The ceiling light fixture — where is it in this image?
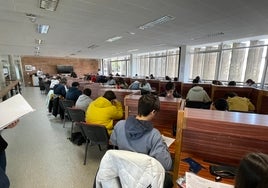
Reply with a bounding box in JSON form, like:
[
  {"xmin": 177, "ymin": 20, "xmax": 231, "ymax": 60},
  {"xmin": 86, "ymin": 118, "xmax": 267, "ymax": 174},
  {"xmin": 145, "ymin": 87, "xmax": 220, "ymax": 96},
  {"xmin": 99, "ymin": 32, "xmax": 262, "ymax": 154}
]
[
  {"xmin": 106, "ymin": 36, "xmax": 122, "ymax": 42},
  {"xmin": 88, "ymin": 44, "xmax": 99, "ymax": 49},
  {"xmin": 40, "ymin": 0, "xmax": 59, "ymax": 11},
  {"xmin": 139, "ymin": 15, "xmax": 175, "ymax": 30},
  {"xmin": 128, "ymin": 49, "xmax": 139, "ymax": 52},
  {"xmin": 37, "ymin": 24, "xmax": 50, "ymax": 34},
  {"xmin": 26, "ymin": 13, "xmax": 37, "ymax": 23},
  {"xmin": 35, "ymin": 39, "xmax": 44, "ymax": 45}
]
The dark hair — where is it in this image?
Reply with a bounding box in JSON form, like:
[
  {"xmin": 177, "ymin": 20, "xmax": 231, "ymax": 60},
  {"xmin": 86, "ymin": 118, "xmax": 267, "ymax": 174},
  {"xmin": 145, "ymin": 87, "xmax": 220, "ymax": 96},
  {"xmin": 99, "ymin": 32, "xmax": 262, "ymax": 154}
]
[
  {"xmin": 165, "ymin": 82, "xmax": 175, "ymax": 91},
  {"xmin": 60, "ymin": 77, "xmax": 67, "ymax": 84},
  {"xmin": 192, "ymin": 79, "xmax": 199, "ymax": 84},
  {"xmin": 83, "ymin": 88, "xmax": 91, "ymax": 96},
  {"xmin": 165, "ymin": 76, "xmax": 171, "ymax": 81},
  {"xmin": 246, "ymin": 79, "xmax": 254, "ymax": 84},
  {"xmin": 138, "ymin": 94, "xmax": 160, "ymax": 116},
  {"xmin": 213, "ymin": 98, "xmax": 228, "ymax": 111},
  {"xmin": 103, "ymin": 90, "xmax": 116, "ymax": 101},
  {"xmin": 224, "ymin": 92, "xmax": 238, "ymax": 98},
  {"xmin": 72, "ymin": 82, "xmax": 79, "ymax": 87},
  {"xmin": 228, "ymin": 81, "xmax": 237, "ymax": 86},
  {"xmin": 235, "ymin": 153, "xmax": 268, "ymax": 188}
]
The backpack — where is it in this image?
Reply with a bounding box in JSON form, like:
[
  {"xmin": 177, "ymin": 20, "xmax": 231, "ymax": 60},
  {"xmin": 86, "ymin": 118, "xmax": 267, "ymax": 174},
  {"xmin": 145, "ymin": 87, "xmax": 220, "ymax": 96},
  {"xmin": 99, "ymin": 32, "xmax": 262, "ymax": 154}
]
[{"xmin": 69, "ymin": 132, "xmax": 86, "ymax": 145}]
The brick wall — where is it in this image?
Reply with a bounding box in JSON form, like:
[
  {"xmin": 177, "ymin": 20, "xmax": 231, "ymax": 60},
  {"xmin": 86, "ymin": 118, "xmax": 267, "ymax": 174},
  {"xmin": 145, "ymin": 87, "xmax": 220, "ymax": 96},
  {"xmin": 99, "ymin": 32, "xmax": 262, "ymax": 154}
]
[{"xmin": 21, "ymin": 56, "xmax": 100, "ymax": 86}]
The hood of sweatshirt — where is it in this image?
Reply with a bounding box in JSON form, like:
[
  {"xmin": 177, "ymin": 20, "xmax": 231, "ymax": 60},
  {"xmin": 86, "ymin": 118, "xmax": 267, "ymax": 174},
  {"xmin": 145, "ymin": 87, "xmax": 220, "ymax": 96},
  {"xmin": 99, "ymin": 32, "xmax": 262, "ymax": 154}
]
[
  {"xmin": 92, "ymin": 96, "xmax": 112, "ymax": 108},
  {"xmin": 125, "ymin": 116, "xmax": 153, "ymax": 140},
  {"xmin": 191, "ymin": 86, "xmax": 204, "ymax": 92}
]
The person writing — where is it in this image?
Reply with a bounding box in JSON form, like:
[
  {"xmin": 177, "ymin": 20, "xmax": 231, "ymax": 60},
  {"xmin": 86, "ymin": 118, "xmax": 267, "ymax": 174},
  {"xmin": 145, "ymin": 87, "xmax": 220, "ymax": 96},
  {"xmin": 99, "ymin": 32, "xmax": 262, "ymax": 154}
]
[
  {"xmin": 110, "ymin": 94, "xmax": 173, "ymax": 188},
  {"xmin": 85, "ymin": 90, "xmax": 123, "ymax": 135}
]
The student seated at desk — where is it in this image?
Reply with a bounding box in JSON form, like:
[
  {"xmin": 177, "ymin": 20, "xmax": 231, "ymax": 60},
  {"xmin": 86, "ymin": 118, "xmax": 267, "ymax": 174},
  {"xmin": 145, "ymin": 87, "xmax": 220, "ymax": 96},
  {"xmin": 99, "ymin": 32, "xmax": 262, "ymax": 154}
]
[
  {"xmin": 75, "ymin": 88, "xmax": 93, "ymax": 111},
  {"xmin": 85, "ymin": 90, "xmax": 123, "ymax": 135},
  {"xmin": 186, "ymin": 79, "xmax": 211, "ymax": 103},
  {"xmin": 224, "ymin": 92, "xmax": 255, "ymax": 112},
  {"xmin": 210, "ymin": 98, "xmax": 228, "ymax": 111},
  {"xmin": 159, "ymin": 81, "xmax": 181, "ymax": 99},
  {"xmin": 235, "ymin": 152, "xmax": 268, "ymax": 188},
  {"xmin": 139, "ymin": 80, "xmax": 152, "ymax": 94},
  {"xmin": 110, "ymin": 94, "xmax": 173, "ymax": 188},
  {"xmin": 66, "ymin": 82, "xmax": 82, "ymax": 103}
]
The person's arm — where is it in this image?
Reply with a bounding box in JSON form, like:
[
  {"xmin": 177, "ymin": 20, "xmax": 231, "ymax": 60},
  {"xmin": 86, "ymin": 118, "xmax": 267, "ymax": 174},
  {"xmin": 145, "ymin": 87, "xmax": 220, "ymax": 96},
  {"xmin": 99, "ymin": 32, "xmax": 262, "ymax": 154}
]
[
  {"xmin": 248, "ymin": 99, "xmax": 255, "ymax": 111},
  {"xmin": 203, "ymin": 91, "xmax": 211, "ymax": 102},
  {"xmin": 111, "ymin": 100, "xmax": 123, "ymax": 119},
  {"xmin": 6, "ymin": 119, "xmax": 19, "ymax": 129},
  {"xmin": 149, "ymin": 130, "xmax": 172, "ymax": 171}
]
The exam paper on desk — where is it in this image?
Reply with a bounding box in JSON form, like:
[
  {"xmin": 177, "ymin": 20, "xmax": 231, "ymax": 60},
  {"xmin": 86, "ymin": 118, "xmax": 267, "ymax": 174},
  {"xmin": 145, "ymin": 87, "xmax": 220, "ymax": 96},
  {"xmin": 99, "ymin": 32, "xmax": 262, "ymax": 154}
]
[
  {"xmin": 186, "ymin": 172, "xmax": 234, "ymax": 188},
  {"xmin": 0, "ymin": 94, "xmax": 35, "ymax": 130},
  {"xmin": 162, "ymin": 135, "xmax": 175, "ymax": 147}
]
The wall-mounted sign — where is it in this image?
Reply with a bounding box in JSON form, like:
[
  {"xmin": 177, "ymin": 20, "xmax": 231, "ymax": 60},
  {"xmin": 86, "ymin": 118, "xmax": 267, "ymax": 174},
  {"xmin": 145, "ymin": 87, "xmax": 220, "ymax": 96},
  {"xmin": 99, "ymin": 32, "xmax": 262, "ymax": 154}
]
[{"xmin": 25, "ymin": 65, "xmax": 32, "ymax": 71}]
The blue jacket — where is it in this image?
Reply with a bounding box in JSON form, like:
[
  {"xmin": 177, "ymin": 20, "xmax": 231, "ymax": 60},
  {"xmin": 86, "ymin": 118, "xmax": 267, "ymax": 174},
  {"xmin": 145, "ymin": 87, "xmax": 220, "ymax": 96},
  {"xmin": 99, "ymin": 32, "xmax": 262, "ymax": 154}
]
[
  {"xmin": 110, "ymin": 116, "xmax": 172, "ymax": 170},
  {"xmin": 66, "ymin": 87, "xmax": 82, "ymax": 102}
]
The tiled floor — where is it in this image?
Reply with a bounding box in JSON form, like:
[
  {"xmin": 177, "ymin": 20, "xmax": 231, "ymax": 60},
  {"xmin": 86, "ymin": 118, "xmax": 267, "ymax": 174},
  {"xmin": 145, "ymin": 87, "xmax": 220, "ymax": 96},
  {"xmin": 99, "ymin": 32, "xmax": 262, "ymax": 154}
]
[{"xmin": 3, "ymin": 87, "xmax": 105, "ymax": 188}]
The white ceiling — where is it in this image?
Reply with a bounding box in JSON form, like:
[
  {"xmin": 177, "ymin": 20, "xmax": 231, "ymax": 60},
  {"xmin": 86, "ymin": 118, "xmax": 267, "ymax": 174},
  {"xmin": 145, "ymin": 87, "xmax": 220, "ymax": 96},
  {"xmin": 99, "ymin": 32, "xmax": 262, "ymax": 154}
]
[{"xmin": 1, "ymin": 0, "xmax": 268, "ymax": 59}]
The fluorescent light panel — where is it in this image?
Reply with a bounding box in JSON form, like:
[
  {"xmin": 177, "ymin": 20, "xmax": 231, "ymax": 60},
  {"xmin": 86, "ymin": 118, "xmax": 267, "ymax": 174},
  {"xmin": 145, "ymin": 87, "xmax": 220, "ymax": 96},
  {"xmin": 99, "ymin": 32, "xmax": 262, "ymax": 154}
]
[
  {"xmin": 139, "ymin": 15, "xmax": 175, "ymax": 30},
  {"xmin": 128, "ymin": 49, "xmax": 139, "ymax": 52},
  {"xmin": 35, "ymin": 39, "xmax": 44, "ymax": 44},
  {"xmin": 37, "ymin": 24, "xmax": 50, "ymax": 34},
  {"xmin": 106, "ymin": 36, "xmax": 122, "ymax": 42},
  {"xmin": 40, "ymin": 0, "xmax": 59, "ymax": 11}
]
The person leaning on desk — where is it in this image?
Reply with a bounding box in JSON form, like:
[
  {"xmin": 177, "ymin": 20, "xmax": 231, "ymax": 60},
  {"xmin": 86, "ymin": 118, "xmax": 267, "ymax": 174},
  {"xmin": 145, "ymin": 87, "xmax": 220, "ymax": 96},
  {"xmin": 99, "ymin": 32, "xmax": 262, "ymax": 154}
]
[{"xmin": 0, "ymin": 120, "xmax": 19, "ymax": 188}]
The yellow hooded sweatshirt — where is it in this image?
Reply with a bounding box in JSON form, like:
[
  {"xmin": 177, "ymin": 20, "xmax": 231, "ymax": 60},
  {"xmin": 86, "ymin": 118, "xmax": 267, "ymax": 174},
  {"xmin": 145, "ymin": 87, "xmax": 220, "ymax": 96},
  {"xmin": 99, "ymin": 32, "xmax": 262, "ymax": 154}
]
[{"xmin": 85, "ymin": 96, "xmax": 123, "ymax": 135}]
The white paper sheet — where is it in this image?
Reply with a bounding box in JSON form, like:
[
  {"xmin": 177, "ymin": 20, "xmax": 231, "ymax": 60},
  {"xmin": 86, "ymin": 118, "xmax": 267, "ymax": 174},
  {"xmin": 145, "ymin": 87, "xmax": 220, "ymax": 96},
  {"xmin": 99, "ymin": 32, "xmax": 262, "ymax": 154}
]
[
  {"xmin": 0, "ymin": 94, "xmax": 35, "ymax": 130},
  {"xmin": 162, "ymin": 135, "xmax": 175, "ymax": 147},
  {"xmin": 186, "ymin": 172, "xmax": 234, "ymax": 188}
]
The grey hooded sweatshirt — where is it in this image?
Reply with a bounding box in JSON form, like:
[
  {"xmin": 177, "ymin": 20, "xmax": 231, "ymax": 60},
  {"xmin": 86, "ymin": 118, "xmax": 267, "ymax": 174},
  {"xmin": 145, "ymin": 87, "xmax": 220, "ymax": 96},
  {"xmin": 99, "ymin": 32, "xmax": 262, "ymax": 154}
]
[{"xmin": 110, "ymin": 116, "xmax": 172, "ymax": 170}]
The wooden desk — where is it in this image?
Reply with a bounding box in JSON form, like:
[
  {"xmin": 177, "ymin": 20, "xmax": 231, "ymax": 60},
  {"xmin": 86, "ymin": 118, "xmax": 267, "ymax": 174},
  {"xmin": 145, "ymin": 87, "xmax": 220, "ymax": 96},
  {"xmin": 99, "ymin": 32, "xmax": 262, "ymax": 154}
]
[
  {"xmin": 177, "ymin": 152, "xmax": 234, "ymax": 186},
  {"xmin": 173, "ymin": 108, "xmax": 268, "ymax": 184}
]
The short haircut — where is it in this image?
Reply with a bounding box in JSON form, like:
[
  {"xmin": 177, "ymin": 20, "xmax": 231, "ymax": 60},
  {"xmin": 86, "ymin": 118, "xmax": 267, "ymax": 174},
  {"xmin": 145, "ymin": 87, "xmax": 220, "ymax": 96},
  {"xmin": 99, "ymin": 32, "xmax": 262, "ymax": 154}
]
[
  {"xmin": 235, "ymin": 153, "xmax": 268, "ymax": 188},
  {"xmin": 60, "ymin": 77, "xmax": 67, "ymax": 84},
  {"xmin": 103, "ymin": 90, "xmax": 116, "ymax": 101},
  {"xmin": 213, "ymin": 98, "xmax": 228, "ymax": 111},
  {"xmin": 83, "ymin": 88, "xmax": 91, "ymax": 96},
  {"xmin": 228, "ymin": 81, "xmax": 236, "ymax": 86},
  {"xmin": 224, "ymin": 92, "xmax": 237, "ymax": 98},
  {"xmin": 165, "ymin": 82, "xmax": 174, "ymax": 91},
  {"xmin": 138, "ymin": 94, "xmax": 160, "ymax": 116},
  {"xmin": 72, "ymin": 82, "xmax": 79, "ymax": 87},
  {"xmin": 192, "ymin": 79, "xmax": 199, "ymax": 84}
]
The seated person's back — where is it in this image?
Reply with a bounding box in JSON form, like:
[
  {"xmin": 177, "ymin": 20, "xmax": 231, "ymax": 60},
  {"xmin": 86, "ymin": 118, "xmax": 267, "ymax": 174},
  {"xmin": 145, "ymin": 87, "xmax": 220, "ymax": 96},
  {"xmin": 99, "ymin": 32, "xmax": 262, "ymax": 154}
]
[
  {"xmin": 186, "ymin": 79, "xmax": 211, "ymax": 102},
  {"xmin": 75, "ymin": 88, "xmax": 93, "ymax": 111},
  {"xmin": 85, "ymin": 90, "xmax": 123, "ymax": 135},
  {"xmin": 225, "ymin": 92, "xmax": 255, "ymax": 112},
  {"xmin": 110, "ymin": 94, "xmax": 173, "ymax": 188},
  {"xmin": 66, "ymin": 82, "xmax": 82, "ymax": 102}
]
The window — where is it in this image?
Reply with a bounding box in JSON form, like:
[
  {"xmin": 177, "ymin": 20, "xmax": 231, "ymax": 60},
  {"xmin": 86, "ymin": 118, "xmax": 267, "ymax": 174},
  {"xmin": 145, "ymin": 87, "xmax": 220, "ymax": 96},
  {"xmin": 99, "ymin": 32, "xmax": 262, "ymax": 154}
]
[{"xmin": 190, "ymin": 39, "xmax": 268, "ymax": 87}]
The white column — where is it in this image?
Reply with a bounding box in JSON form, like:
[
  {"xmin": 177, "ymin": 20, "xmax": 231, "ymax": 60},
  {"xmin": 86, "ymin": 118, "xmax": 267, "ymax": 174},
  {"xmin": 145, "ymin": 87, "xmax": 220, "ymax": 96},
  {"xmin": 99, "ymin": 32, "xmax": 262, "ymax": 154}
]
[{"xmin": 179, "ymin": 45, "xmax": 191, "ymax": 82}]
